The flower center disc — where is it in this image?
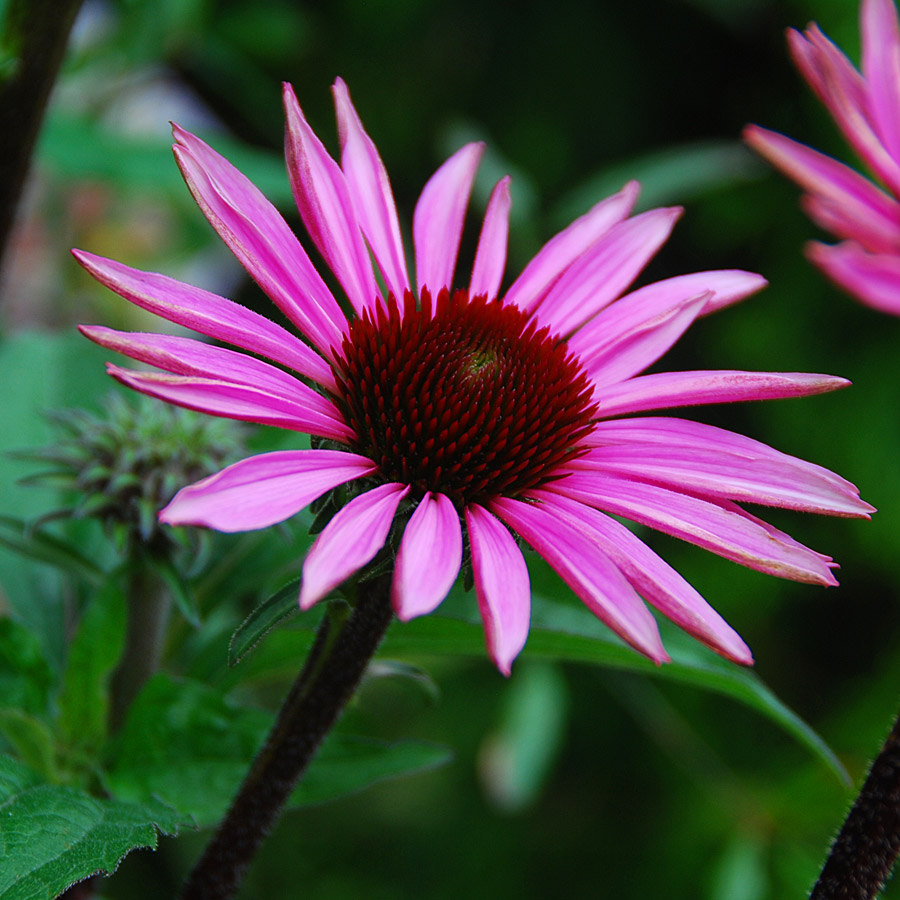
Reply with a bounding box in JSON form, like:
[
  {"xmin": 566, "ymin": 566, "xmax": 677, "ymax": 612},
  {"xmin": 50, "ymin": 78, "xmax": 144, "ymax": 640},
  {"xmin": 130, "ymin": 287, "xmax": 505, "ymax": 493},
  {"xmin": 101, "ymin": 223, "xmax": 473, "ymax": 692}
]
[{"xmin": 335, "ymin": 288, "xmax": 597, "ymax": 506}]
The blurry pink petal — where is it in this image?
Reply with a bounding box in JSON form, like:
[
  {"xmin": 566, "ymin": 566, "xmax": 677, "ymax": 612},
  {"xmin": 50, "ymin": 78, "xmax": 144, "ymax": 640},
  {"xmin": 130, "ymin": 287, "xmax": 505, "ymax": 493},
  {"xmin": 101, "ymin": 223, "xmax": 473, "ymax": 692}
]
[
  {"xmin": 744, "ymin": 126, "xmax": 900, "ymax": 253},
  {"xmin": 788, "ymin": 25, "xmax": 867, "ymax": 111},
  {"xmin": 545, "ymin": 472, "xmax": 838, "ymax": 585},
  {"xmin": 861, "ymin": 0, "xmax": 900, "ymax": 162},
  {"xmin": 283, "ymin": 83, "xmax": 379, "ymax": 316},
  {"xmin": 413, "ymin": 142, "xmax": 484, "ymax": 294},
  {"xmin": 392, "ymin": 492, "xmax": 462, "ymax": 620},
  {"xmin": 529, "ymin": 489, "xmax": 753, "ymax": 664},
  {"xmin": 470, "ymin": 177, "xmax": 511, "ymax": 300},
  {"xmin": 504, "ymin": 181, "xmax": 640, "ymax": 312},
  {"xmin": 172, "ymin": 127, "xmax": 346, "ymax": 357},
  {"xmin": 535, "ymin": 207, "xmax": 682, "ymax": 336},
  {"xmin": 809, "ymin": 240, "xmax": 900, "ymax": 315},
  {"xmin": 160, "ymin": 450, "xmax": 377, "ymax": 531},
  {"xmin": 73, "ymin": 251, "xmax": 337, "ymax": 391},
  {"xmin": 299, "ymin": 483, "xmax": 409, "ymax": 609},
  {"xmin": 576, "ymin": 292, "xmax": 709, "ymax": 388},
  {"xmin": 590, "ymin": 370, "xmax": 849, "ymax": 419},
  {"xmin": 465, "ymin": 503, "xmax": 530, "ymax": 675},
  {"xmin": 332, "ymin": 78, "xmax": 410, "ymax": 301},
  {"xmin": 491, "ymin": 496, "xmax": 668, "ymax": 663},
  {"xmin": 107, "ymin": 365, "xmax": 354, "ymax": 441}
]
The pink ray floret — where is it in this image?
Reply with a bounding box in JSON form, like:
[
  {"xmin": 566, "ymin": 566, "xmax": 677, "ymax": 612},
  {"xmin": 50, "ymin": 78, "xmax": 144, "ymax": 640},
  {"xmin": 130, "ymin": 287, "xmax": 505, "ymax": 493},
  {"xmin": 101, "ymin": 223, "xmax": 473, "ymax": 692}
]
[
  {"xmin": 745, "ymin": 0, "xmax": 900, "ymax": 315},
  {"xmin": 77, "ymin": 79, "xmax": 871, "ymax": 674}
]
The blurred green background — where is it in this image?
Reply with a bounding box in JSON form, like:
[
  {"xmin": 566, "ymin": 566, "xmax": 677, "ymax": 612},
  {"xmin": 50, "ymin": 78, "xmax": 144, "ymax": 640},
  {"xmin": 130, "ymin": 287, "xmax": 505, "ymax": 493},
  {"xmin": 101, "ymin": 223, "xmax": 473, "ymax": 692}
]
[{"xmin": 3, "ymin": 0, "xmax": 900, "ymax": 897}]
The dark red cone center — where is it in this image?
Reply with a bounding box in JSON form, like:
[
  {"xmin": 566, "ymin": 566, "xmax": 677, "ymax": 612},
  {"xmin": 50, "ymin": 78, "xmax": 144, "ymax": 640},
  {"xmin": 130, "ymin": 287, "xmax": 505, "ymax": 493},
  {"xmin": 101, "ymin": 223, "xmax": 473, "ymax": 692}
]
[{"xmin": 334, "ymin": 288, "xmax": 597, "ymax": 506}]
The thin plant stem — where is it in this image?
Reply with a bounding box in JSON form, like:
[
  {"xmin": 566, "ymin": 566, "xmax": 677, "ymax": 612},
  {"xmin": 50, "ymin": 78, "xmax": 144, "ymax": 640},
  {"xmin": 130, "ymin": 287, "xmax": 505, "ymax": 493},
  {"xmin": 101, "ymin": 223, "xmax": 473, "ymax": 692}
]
[
  {"xmin": 179, "ymin": 573, "xmax": 394, "ymax": 900},
  {"xmin": 810, "ymin": 703, "xmax": 900, "ymax": 900}
]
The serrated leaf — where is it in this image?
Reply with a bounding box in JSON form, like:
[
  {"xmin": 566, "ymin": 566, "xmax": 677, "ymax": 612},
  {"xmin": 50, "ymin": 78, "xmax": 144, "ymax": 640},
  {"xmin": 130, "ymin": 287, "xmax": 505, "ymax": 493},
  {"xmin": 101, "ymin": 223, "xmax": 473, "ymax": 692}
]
[
  {"xmin": 228, "ymin": 579, "xmax": 301, "ymax": 667},
  {"xmin": 0, "ymin": 754, "xmax": 185, "ymax": 900},
  {"xmin": 105, "ymin": 674, "xmax": 451, "ymax": 827}
]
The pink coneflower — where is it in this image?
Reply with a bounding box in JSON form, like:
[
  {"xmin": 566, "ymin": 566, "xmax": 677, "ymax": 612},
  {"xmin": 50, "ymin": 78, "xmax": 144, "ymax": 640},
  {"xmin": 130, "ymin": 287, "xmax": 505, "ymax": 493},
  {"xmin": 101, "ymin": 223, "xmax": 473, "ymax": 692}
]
[
  {"xmin": 745, "ymin": 0, "xmax": 900, "ymax": 315},
  {"xmin": 76, "ymin": 80, "xmax": 871, "ymax": 675}
]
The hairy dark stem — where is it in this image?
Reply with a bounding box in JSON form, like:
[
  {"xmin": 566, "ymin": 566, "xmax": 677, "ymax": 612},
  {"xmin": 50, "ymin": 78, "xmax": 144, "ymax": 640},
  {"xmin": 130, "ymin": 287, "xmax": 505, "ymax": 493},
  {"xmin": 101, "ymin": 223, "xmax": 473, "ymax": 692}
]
[
  {"xmin": 0, "ymin": 0, "xmax": 84, "ymax": 274},
  {"xmin": 179, "ymin": 575, "xmax": 394, "ymax": 900},
  {"xmin": 810, "ymin": 705, "xmax": 900, "ymax": 900}
]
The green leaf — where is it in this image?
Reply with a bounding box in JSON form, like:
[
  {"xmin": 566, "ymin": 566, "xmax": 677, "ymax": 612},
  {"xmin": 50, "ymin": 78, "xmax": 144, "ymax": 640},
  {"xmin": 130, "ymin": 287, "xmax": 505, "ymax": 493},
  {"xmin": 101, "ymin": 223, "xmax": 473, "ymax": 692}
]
[
  {"xmin": 0, "ymin": 710, "xmax": 57, "ymax": 781},
  {"xmin": 0, "ymin": 754, "xmax": 184, "ymax": 900},
  {"xmin": 0, "ymin": 617, "xmax": 53, "ymax": 716},
  {"xmin": 105, "ymin": 674, "xmax": 451, "ymax": 827},
  {"xmin": 228, "ymin": 578, "xmax": 301, "ymax": 667},
  {"xmin": 149, "ymin": 553, "xmax": 201, "ymax": 628},
  {"xmin": 0, "ymin": 516, "xmax": 104, "ymax": 586},
  {"xmin": 56, "ymin": 576, "xmax": 127, "ymax": 753}
]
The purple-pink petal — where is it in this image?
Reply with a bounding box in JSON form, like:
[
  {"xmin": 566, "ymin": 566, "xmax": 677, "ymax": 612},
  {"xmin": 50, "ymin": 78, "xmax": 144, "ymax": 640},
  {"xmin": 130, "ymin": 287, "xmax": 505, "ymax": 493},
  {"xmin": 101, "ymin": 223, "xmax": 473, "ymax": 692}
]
[
  {"xmin": 504, "ymin": 181, "xmax": 640, "ymax": 312},
  {"xmin": 861, "ymin": 0, "xmax": 900, "ymax": 163},
  {"xmin": 808, "ymin": 241, "xmax": 900, "ymax": 315},
  {"xmin": 392, "ymin": 492, "xmax": 463, "ymax": 621},
  {"xmin": 172, "ymin": 127, "xmax": 346, "ymax": 358},
  {"xmin": 299, "ymin": 483, "xmax": 409, "ymax": 610},
  {"xmin": 470, "ymin": 176, "xmax": 512, "ymax": 301},
  {"xmin": 283, "ymin": 83, "xmax": 380, "ymax": 317},
  {"xmin": 589, "ymin": 370, "xmax": 850, "ymax": 419},
  {"xmin": 73, "ymin": 251, "xmax": 337, "ymax": 391},
  {"xmin": 490, "ymin": 496, "xmax": 668, "ymax": 663},
  {"xmin": 159, "ymin": 449, "xmax": 377, "ymax": 531},
  {"xmin": 413, "ymin": 142, "xmax": 484, "ymax": 295},
  {"xmin": 332, "ymin": 78, "xmax": 410, "ymax": 302},
  {"xmin": 528, "ymin": 489, "xmax": 753, "ymax": 664},
  {"xmin": 465, "ymin": 503, "xmax": 531, "ymax": 675}
]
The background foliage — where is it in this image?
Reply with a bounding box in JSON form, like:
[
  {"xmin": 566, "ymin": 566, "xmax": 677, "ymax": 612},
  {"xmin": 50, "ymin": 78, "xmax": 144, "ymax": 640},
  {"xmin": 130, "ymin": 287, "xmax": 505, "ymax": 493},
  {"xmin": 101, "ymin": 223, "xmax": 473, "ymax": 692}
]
[{"xmin": 1, "ymin": 0, "xmax": 898, "ymax": 897}]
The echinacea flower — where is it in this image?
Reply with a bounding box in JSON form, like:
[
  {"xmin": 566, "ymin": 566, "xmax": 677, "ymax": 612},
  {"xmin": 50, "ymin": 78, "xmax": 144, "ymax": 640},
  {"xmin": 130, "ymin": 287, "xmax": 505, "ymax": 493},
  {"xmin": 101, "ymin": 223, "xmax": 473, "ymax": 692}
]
[
  {"xmin": 76, "ymin": 80, "xmax": 872, "ymax": 674},
  {"xmin": 745, "ymin": 0, "xmax": 900, "ymax": 315}
]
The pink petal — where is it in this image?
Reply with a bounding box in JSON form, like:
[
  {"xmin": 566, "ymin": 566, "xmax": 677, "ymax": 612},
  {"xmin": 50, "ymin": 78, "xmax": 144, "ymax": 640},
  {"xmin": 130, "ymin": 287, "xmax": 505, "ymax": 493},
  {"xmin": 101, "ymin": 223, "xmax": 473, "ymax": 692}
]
[
  {"xmin": 469, "ymin": 176, "xmax": 512, "ymax": 300},
  {"xmin": 808, "ymin": 240, "xmax": 900, "ymax": 315},
  {"xmin": 861, "ymin": 0, "xmax": 900, "ymax": 163},
  {"xmin": 392, "ymin": 492, "xmax": 463, "ymax": 620},
  {"xmin": 743, "ymin": 125, "xmax": 900, "ymax": 253},
  {"xmin": 535, "ymin": 207, "xmax": 682, "ymax": 337},
  {"xmin": 73, "ymin": 251, "xmax": 337, "ymax": 391},
  {"xmin": 107, "ymin": 365, "xmax": 354, "ymax": 442},
  {"xmin": 413, "ymin": 142, "xmax": 484, "ymax": 295},
  {"xmin": 789, "ymin": 25, "xmax": 867, "ymax": 112},
  {"xmin": 299, "ymin": 483, "xmax": 409, "ymax": 609},
  {"xmin": 464, "ymin": 503, "xmax": 531, "ymax": 675},
  {"xmin": 160, "ymin": 449, "xmax": 378, "ymax": 531},
  {"xmin": 590, "ymin": 370, "xmax": 850, "ymax": 419},
  {"xmin": 528, "ymin": 490, "xmax": 753, "ymax": 664},
  {"xmin": 283, "ymin": 83, "xmax": 380, "ymax": 317},
  {"xmin": 504, "ymin": 181, "xmax": 640, "ymax": 312},
  {"xmin": 332, "ymin": 78, "xmax": 410, "ymax": 302},
  {"xmin": 490, "ymin": 496, "xmax": 668, "ymax": 663},
  {"xmin": 576, "ymin": 292, "xmax": 709, "ymax": 388},
  {"xmin": 172, "ymin": 127, "xmax": 346, "ymax": 358},
  {"xmin": 544, "ymin": 472, "xmax": 838, "ymax": 585}
]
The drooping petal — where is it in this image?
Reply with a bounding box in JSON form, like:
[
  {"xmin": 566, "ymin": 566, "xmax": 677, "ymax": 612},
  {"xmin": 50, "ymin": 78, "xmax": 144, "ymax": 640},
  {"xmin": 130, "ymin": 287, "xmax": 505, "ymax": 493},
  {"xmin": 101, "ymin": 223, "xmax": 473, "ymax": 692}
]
[
  {"xmin": 470, "ymin": 176, "xmax": 512, "ymax": 300},
  {"xmin": 413, "ymin": 142, "xmax": 484, "ymax": 294},
  {"xmin": 743, "ymin": 125, "xmax": 900, "ymax": 253},
  {"xmin": 544, "ymin": 472, "xmax": 838, "ymax": 585},
  {"xmin": 332, "ymin": 78, "xmax": 410, "ymax": 301},
  {"xmin": 160, "ymin": 449, "xmax": 377, "ymax": 531},
  {"xmin": 534, "ymin": 207, "xmax": 682, "ymax": 336},
  {"xmin": 861, "ymin": 0, "xmax": 900, "ymax": 163},
  {"xmin": 590, "ymin": 370, "xmax": 850, "ymax": 419},
  {"xmin": 504, "ymin": 181, "xmax": 640, "ymax": 312},
  {"xmin": 283, "ymin": 83, "xmax": 380, "ymax": 316},
  {"xmin": 528, "ymin": 489, "xmax": 753, "ymax": 664},
  {"xmin": 789, "ymin": 25, "xmax": 867, "ymax": 112},
  {"xmin": 107, "ymin": 365, "xmax": 354, "ymax": 442},
  {"xmin": 299, "ymin": 483, "xmax": 410, "ymax": 609},
  {"xmin": 392, "ymin": 492, "xmax": 463, "ymax": 620},
  {"xmin": 808, "ymin": 240, "xmax": 900, "ymax": 315},
  {"xmin": 490, "ymin": 496, "xmax": 668, "ymax": 663},
  {"xmin": 464, "ymin": 503, "xmax": 531, "ymax": 675},
  {"xmin": 72, "ymin": 251, "xmax": 337, "ymax": 391},
  {"xmin": 172, "ymin": 126, "xmax": 346, "ymax": 358}
]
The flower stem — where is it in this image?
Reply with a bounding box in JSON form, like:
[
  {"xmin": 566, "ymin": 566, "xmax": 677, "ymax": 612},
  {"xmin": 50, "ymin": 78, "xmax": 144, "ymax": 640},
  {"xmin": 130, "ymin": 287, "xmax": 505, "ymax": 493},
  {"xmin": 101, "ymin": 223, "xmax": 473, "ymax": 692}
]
[
  {"xmin": 179, "ymin": 573, "xmax": 394, "ymax": 900},
  {"xmin": 810, "ymin": 704, "xmax": 900, "ymax": 900}
]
